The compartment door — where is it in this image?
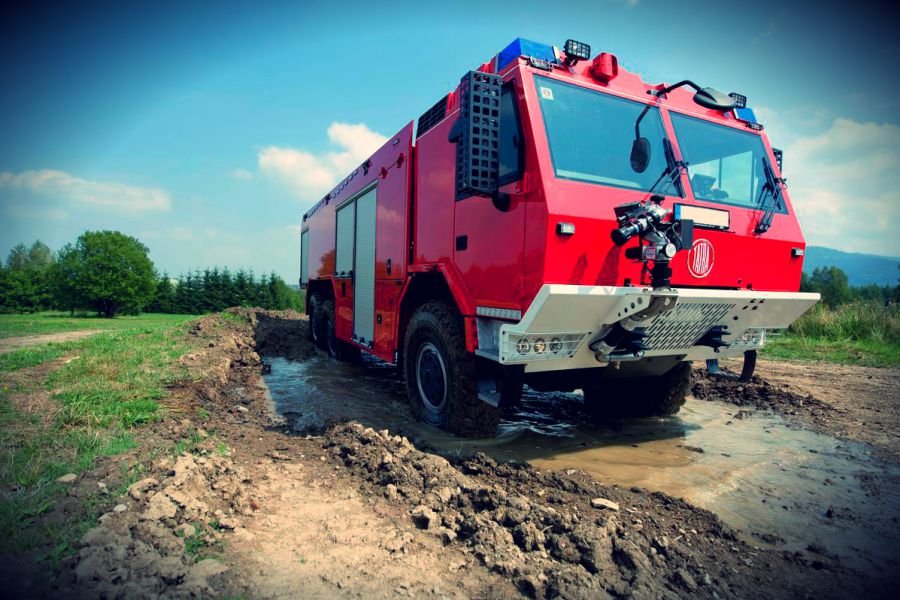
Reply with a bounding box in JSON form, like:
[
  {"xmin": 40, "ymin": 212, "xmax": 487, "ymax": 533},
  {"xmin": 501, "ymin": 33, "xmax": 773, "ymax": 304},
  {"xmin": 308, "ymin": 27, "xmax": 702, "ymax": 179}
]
[{"xmin": 352, "ymin": 187, "xmax": 377, "ymax": 345}]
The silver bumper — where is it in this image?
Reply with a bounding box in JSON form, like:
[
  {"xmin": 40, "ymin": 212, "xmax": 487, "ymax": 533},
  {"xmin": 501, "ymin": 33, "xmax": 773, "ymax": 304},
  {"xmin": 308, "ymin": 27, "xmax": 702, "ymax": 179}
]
[{"xmin": 475, "ymin": 285, "xmax": 820, "ymax": 373}]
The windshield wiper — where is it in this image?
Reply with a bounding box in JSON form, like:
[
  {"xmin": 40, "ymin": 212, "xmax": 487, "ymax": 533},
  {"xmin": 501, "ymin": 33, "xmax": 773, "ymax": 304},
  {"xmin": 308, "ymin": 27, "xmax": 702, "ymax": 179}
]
[
  {"xmin": 755, "ymin": 156, "xmax": 785, "ymax": 234},
  {"xmin": 645, "ymin": 139, "xmax": 686, "ymax": 198}
]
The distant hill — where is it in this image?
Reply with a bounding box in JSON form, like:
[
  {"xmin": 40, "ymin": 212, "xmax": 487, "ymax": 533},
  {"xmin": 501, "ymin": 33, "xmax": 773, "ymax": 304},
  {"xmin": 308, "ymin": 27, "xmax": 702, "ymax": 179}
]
[{"xmin": 805, "ymin": 246, "xmax": 899, "ymax": 287}]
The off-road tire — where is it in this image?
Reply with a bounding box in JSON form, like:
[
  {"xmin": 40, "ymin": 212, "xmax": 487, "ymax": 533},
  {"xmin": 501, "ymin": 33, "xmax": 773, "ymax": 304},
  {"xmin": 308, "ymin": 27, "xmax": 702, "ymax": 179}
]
[
  {"xmin": 307, "ymin": 293, "xmax": 325, "ymax": 348},
  {"xmin": 403, "ymin": 301, "xmax": 500, "ymax": 437},
  {"xmin": 739, "ymin": 350, "xmax": 757, "ymax": 382},
  {"xmin": 583, "ymin": 362, "xmax": 692, "ymax": 420},
  {"xmin": 322, "ymin": 299, "xmax": 361, "ymax": 362},
  {"xmin": 497, "ymin": 368, "xmax": 524, "ymax": 408}
]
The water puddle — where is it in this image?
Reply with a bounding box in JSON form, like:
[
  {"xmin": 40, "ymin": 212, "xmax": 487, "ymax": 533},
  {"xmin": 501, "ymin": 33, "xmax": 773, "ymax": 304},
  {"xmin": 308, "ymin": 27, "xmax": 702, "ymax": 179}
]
[{"xmin": 263, "ymin": 354, "xmax": 900, "ymax": 575}]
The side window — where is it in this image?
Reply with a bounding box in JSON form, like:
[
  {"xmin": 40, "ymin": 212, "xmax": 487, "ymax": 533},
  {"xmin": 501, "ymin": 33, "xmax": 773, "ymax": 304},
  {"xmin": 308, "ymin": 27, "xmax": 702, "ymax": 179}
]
[{"xmin": 498, "ymin": 85, "xmax": 524, "ymax": 185}]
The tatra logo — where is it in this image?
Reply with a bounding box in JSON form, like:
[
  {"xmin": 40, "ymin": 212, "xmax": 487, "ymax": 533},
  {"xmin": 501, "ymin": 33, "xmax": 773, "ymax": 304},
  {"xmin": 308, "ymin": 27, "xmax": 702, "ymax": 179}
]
[{"xmin": 687, "ymin": 239, "xmax": 715, "ymax": 278}]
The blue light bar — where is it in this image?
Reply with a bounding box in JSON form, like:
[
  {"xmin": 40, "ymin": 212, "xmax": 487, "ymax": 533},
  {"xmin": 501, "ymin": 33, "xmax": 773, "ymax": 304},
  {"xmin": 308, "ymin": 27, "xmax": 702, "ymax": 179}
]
[
  {"xmin": 733, "ymin": 107, "xmax": 758, "ymax": 124},
  {"xmin": 496, "ymin": 38, "xmax": 557, "ymax": 71}
]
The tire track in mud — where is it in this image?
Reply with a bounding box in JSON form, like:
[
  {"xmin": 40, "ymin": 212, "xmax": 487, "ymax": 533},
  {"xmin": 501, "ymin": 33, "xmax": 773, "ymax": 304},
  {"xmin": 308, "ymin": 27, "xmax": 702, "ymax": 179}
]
[{"xmin": 48, "ymin": 309, "xmax": 894, "ymax": 599}]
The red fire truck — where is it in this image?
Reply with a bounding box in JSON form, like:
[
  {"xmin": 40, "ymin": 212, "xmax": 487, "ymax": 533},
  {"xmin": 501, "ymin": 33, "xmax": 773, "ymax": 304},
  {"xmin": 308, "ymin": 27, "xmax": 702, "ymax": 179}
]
[{"xmin": 299, "ymin": 38, "xmax": 819, "ymax": 437}]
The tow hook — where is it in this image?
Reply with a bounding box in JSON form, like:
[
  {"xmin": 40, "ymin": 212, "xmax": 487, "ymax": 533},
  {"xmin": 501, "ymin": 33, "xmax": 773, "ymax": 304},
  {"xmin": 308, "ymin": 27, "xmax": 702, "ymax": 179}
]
[{"xmin": 589, "ymin": 293, "xmax": 677, "ymax": 362}]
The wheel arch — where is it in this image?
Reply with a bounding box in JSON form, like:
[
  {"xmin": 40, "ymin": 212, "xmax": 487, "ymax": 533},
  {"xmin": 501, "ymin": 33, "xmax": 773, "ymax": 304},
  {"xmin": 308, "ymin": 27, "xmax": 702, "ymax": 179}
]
[
  {"xmin": 304, "ymin": 279, "xmax": 334, "ymax": 315},
  {"xmin": 397, "ymin": 271, "xmax": 460, "ymax": 364}
]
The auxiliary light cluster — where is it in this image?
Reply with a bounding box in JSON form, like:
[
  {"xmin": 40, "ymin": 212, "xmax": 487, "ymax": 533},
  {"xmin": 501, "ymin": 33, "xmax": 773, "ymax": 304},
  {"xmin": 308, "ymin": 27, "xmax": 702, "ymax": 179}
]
[{"xmin": 503, "ymin": 332, "xmax": 590, "ymax": 363}]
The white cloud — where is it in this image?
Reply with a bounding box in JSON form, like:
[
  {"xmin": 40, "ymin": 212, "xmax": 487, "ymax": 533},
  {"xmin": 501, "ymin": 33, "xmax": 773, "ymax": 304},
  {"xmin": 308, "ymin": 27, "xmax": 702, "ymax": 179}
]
[
  {"xmin": 0, "ymin": 169, "xmax": 171, "ymax": 212},
  {"xmin": 783, "ymin": 118, "xmax": 900, "ymax": 256},
  {"xmin": 258, "ymin": 122, "xmax": 387, "ymax": 204},
  {"xmin": 230, "ymin": 168, "xmax": 253, "ymax": 181}
]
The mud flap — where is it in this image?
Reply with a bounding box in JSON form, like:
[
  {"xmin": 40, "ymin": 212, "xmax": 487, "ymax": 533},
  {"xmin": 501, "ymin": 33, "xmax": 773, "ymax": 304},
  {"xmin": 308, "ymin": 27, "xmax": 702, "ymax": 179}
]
[{"xmin": 477, "ymin": 378, "xmax": 501, "ymax": 407}]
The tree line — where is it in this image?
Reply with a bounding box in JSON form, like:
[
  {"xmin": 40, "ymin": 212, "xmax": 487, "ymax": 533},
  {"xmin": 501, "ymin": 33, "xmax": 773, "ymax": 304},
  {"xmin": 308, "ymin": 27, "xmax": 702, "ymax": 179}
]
[
  {"xmin": 0, "ymin": 232, "xmax": 301, "ymax": 317},
  {"xmin": 800, "ymin": 266, "xmax": 899, "ymax": 308}
]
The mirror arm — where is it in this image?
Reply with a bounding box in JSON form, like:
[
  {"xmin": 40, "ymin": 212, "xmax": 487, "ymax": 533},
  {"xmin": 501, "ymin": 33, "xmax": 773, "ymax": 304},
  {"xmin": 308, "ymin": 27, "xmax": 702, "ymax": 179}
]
[{"xmin": 654, "ymin": 80, "xmax": 702, "ymax": 97}]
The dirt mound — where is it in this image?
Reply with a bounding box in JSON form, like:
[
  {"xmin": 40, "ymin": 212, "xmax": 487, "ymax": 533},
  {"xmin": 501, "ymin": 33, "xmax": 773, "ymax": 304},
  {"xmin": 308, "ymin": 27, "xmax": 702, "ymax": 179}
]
[
  {"xmin": 226, "ymin": 307, "xmax": 316, "ymax": 361},
  {"xmin": 691, "ymin": 369, "xmax": 833, "ymax": 419},
  {"xmin": 58, "ymin": 445, "xmax": 251, "ymax": 598},
  {"xmin": 324, "ymin": 422, "xmax": 842, "ymax": 599}
]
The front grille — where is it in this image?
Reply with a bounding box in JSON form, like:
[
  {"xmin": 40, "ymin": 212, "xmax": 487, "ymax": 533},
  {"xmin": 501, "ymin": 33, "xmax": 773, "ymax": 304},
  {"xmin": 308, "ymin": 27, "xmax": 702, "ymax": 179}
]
[{"xmin": 643, "ymin": 302, "xmax": 735, "ymax": 351}]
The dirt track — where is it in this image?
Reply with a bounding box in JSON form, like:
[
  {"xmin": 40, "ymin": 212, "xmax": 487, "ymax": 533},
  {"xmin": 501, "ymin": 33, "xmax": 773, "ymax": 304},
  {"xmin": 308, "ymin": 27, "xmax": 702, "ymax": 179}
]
[
  {"xmin": 7, "ymin": 310, "xmax": 899, "ymax": 599},
  {"xmin": 0, "ymin": 330, "xmax": 103, "ymax": 354}
]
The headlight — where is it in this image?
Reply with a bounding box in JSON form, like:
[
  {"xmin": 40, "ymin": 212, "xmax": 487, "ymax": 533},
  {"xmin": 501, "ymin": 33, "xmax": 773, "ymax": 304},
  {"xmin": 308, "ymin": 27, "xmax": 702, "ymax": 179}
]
[
  {"xmin": 533, "ymin": 338, "xmax": 546, "ymax": 354},
  {"xmin": 516, "ymin": 338, "xmax": 531, "ymax": 355}
]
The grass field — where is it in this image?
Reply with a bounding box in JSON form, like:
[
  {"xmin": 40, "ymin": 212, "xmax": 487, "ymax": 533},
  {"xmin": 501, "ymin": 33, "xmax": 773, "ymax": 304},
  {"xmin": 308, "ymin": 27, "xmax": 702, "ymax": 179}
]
[
  {"xmin": 762, "ymin": 302, "xmax": 899, "ymax": 367},
  {"xmin": 0, "ymin": 312, "xmax": 193, "ymax": 339},
  {"xmin": 0, "ymin": 312, "xmax": 202, "ymax": 564}
]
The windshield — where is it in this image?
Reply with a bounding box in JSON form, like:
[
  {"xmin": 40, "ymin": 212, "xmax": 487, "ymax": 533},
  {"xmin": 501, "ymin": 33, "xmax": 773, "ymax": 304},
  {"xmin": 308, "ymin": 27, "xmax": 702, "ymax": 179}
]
[
  {"xmin": 536, "ymin": 76, "xmax": 678, "ymax": 195},
  {"xmin": 670, "ymin": 113, "xmax": 784, "ymax": 212}
]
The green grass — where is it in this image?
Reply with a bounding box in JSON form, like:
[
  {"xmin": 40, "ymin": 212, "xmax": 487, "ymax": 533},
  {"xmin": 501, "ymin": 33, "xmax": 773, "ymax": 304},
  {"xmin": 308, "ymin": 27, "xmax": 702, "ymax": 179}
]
[
  {"xmin": 0, "ymin": 312, "xmax": 195, "ymax": 339},
  {"xmin": 179, "ymin": 520, "xmax": 225, "ymax": 561},
  {"xmin": 762, "ymin": 302, "xmax": 899, "ymax": 367},
  {"xmin": 0, "ymin": 342, "xmax": 77, "ymax": 372},
  {"xmin": 0, "ymin": 314, "xmax": 201, "ymax": 561}
]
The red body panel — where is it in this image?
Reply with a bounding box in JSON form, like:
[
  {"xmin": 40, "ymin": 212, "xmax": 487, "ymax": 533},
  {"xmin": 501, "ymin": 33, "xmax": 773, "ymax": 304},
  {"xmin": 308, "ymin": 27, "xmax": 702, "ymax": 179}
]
[
  {"xmin": 302, "ymin": 48, "xmax": 808, "ymax": 363},
  {"xmin": 303, "ymin": 123, "xmax": 414, "ymax": 362}
]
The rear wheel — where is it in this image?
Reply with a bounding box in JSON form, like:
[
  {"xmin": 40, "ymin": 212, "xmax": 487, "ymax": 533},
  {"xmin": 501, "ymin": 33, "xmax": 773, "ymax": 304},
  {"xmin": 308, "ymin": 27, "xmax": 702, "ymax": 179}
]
[
  {"xmin": 307, "ymin": 293, "xmax": 325, "ymax": 348},
  {"xmin": 322, "ymin": 299, "xmax": 360, "ymax": 362},
  {"xmin": 403, "ymin": 302, "xmax": 499, "ymax": 437},
  {"xmin": 583, "ymin": 362, "xmax": 692, "ymax": 419}
]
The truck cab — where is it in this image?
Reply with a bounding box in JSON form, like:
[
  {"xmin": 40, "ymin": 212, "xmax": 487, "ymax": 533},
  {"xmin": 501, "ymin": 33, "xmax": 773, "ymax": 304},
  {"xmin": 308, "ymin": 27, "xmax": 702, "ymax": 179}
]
[{"xmin": 300, "ymin": 38, "xmax": 819, "ymax": 437}]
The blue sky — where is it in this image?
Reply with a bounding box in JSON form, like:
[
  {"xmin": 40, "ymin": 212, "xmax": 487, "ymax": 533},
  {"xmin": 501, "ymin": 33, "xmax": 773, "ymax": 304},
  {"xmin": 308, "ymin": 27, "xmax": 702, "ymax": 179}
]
[{"xmin": 2, "ymin": 0, "xmax": 898, "ymax": 282}]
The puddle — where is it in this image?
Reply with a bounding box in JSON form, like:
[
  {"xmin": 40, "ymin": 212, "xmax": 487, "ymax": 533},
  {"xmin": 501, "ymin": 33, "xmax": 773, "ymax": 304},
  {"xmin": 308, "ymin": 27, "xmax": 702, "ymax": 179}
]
[{"xmin": 263, "ymin": 354, "xmax": 900, "ymax": 575}]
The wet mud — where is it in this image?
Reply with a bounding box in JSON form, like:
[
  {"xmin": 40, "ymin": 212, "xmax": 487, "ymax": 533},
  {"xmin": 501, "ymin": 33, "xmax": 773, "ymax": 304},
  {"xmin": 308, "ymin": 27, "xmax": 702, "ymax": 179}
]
[
  {"xmin": 19, "ymin": 309, "xmax": 898, "ymax": 599},
  {"xmin": 265, "ymin": 354, "xmax": 900, "ymax": 580}
]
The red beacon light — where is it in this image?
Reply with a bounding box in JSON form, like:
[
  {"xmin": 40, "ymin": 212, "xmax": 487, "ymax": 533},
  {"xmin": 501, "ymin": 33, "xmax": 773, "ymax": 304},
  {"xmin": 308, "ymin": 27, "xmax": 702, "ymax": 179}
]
[{"xmin": 590, "ymin": 52, "xmax": 619, "ymax": 83}]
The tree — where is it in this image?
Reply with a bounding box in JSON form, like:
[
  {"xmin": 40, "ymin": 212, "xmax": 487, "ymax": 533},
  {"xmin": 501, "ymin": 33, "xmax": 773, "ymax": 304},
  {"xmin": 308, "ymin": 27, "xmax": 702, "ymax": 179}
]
[
  {"xmin": 147, "ymin": 274, "xmax": 176, "ymax": 313},
  {"xmin": 5, "ymin": 243, "xmax": 30, "ymax": 270},
  {"xmin": 806, "ymin": 266, "xmax": 852, "ymax": 308},
  {"xmin": 53, "ymin": 231, "xmax": 157, "ymax": 317},
  {"xmin": 1, "ymin": 240, "xmax": 55, "ymax": 312},
  {"xmin": 27, "ymin": 241, "xmax": 53, "ymax": 269}
]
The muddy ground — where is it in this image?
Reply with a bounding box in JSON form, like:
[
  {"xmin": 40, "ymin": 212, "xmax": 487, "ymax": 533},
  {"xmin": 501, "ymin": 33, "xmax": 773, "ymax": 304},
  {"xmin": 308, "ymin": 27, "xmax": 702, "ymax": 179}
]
[{"xmin": 5, "ymin": 309, "xmax": 899, "ymax": 599}]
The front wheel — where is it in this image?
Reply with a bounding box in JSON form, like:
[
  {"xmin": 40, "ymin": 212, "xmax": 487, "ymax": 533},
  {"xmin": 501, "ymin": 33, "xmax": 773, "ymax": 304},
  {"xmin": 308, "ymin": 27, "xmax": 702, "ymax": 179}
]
[
  {"xmin": 403, "ymin": 302, "xmax": 499, "ymax": 437},
  {"xmin": 583, "ymin": 362, "xmax": 692, "ymax": 419}
]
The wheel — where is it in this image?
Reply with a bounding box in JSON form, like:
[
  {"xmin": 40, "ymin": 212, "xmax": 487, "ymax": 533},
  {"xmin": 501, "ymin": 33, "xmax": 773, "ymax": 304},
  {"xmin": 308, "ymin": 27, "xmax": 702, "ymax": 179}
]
[
  {"xmin": 707, "ymin": 350, "xmax": 756, "ymax": 382},
  {"xmin": 583, "ymin": 362, "xmax": 692, "ymax": 419},
  {"xmin": 496, "ymin": 367, "xmax": 524, "ymax": 408},
  {"xmin": 403, "ymin": 302, "xmax": 500, "ymax": 437},
  {"xmin": 739, "ymin": 350, "xmax": 757, "ymax": 382},
  {"xmin": 307, "ymin": 293, "xmax": 325, "ymax": 348},
  {"xmin": 322, "ymin": 299, "xmax": 361, "ymax": 362}
]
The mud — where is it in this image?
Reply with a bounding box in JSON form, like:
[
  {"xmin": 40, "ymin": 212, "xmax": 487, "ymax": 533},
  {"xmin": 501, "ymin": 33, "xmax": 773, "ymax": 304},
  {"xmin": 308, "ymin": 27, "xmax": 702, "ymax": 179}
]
[
  {"xmin": 10, "ymin": 308, "xmax": 898, "ymax": 599},
  {"xmin": 692, "ymin": 369, "xmax": 834, "ymax": 423},
  {"xmin": 265, "ymin": 355, "xmax": 900, "ymax": 579}
]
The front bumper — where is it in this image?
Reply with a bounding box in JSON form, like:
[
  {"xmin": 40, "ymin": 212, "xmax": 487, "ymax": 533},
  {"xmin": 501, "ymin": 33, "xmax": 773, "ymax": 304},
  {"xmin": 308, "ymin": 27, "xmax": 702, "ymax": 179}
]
[{"xmin": 475, "ymin": 285, "xmax": 820, "ymax": 373}]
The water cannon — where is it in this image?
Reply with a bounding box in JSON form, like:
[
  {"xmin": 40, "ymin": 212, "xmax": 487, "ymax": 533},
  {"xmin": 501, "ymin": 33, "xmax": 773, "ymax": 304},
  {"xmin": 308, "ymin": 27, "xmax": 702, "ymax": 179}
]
[{"xmin": 611, "ymin": 196, "xmax": 694, "ymax": 289}]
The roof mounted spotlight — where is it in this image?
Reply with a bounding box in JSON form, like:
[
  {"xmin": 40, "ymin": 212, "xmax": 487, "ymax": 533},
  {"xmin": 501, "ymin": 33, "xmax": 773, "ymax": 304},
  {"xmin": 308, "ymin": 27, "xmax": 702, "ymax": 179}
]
[
  {"xmin": 563, "ymin": 39, "xmax": 591, "ymax": 65},
  {"xmin": 729, "ymin": 92, "xmax": 747, "ymax": 108}
]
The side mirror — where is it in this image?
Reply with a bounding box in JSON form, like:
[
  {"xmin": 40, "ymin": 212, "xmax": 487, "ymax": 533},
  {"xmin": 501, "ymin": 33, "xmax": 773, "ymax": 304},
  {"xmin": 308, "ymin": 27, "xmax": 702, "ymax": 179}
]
[
  {"xmin": 630, "ymin": 137, "xmax": 651, "ymax": 173},
  {"xmin": 451, "ymin": 71, "xmax": 502, "ymax": 200},
  {"xmin": 693, "ymin": 87, "xmax": 737, "ymax": 111}
]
